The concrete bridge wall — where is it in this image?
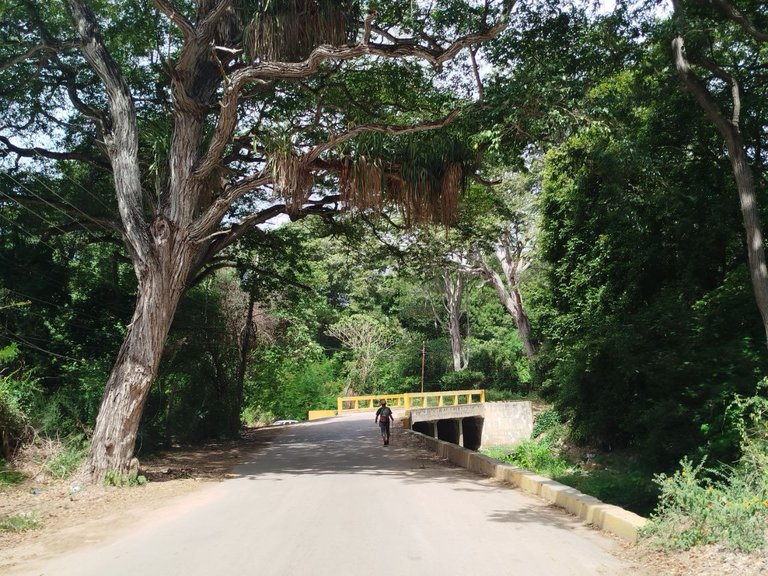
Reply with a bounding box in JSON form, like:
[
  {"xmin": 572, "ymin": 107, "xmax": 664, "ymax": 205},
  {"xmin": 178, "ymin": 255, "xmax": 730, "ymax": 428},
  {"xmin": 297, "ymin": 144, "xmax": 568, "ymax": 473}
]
[{"xmin": 407, "ymin": 401, "xmax": 533, "ymax": 450}]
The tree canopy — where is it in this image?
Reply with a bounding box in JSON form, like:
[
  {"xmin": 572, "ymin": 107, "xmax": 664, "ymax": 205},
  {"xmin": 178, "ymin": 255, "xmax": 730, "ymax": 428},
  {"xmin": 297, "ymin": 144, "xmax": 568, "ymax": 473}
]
[{"xmin": 1, "ymin": 0, "xmax": 768, "ymax": 503}]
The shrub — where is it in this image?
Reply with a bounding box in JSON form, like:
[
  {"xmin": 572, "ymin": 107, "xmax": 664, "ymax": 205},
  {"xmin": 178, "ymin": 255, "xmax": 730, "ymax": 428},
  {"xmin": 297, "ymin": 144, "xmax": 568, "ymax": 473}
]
[
  {"xmin": 642, "ymin": 458, "xmax": 768, "ymax": 552},
  {"xmin": 532, "ymin": 407, "xmax": 561, "ymax": 438},
  {"xmin": 439, "ymin": 369, "xmax": 485, "ymax": 391},
  {"xmin": 483, "ymin": 438, "xmax": 570, "ymax": 478},
  {"xmin": 643, "ymin": 383, "xmax": 768, "ymax": 552},
  {"xmin": 241, "ymin": 405, "xmax": 275, "ymax": 427},
  {"xmin": 0, "ymin": 458, "xmax": 25, "ymax": 485},
  {"xmin": 0, "ymin": 347, "xmax": 38, "ymax": 458}
]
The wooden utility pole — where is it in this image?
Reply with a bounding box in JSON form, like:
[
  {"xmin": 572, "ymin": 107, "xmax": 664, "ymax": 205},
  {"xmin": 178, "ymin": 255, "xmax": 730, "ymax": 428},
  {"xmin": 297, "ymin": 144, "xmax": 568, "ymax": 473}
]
[{"xmin": 420, "ymin": 340, "xmax": 426, "ymax": 392}]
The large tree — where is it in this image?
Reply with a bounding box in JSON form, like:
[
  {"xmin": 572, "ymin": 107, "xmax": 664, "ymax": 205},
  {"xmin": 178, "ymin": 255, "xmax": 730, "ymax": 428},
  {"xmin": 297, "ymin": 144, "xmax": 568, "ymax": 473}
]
[
  {"xmin": 671, "ymin": 0, "xmax": 768, "ymax": 346},
  {"xmin": 0, "ymin": 0, "xmax": 512, "ymax": 480}
]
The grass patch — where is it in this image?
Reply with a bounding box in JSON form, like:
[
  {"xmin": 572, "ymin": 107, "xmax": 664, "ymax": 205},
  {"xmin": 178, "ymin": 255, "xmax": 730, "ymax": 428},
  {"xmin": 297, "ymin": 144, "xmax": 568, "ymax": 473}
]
[
  {"xmin": 0, "ymin": 459, "xmax": 26, "ymax": 486},
  {"xmin": 555, "ymin": 460, "xmax": 658, "ymax": 516},
  {"xmin": 0, "ymin": 512, "xmax": 42, "ymax": 533},
  {"xmin": 45, "ymin": 435, "xmax": 88, "ymax": 480}
]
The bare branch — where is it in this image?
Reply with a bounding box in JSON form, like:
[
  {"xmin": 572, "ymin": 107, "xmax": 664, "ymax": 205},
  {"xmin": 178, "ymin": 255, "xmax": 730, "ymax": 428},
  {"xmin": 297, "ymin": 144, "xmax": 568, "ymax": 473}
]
[
  {"xmin": 0, "ymin": 135, "xmax": 111, "ymax": 170},
  {"xmin": 469, "ymin": 44, "xmax": 485, "ymax": 100},
  {"xmin": 190, "ymin": 174, "xmax": 272, "ymax": 240},
  {"xmin": 696, "ymin": 56, "xmax": 741, "ymax": 126},
  {"xmin": 68, "ymin": 0, "xmax": 149, "ymax": 262},
  {"xmin": 703, "ymin": 0, "xmax": 768, "ymax": 42},
  {"xmin": 151, "ymin": 0, "xmax": 195, "ymax": 42},
  {"xmin": 192, "ymin": 77, "xmax": 271, "ymax": 180},
  {"xmin": 304, "ymin": 110, "xmax": 461, "ymax": 164},
  {"xmin": 0, "ymin": 40, "xmax": 81, "ymax": 71},
  {"xmin": 198, "ymin": 0, "xmax": 235, "ymax": 42},
  {"xmin": 672, "ymin": 35, "xmax": 737, "ymax": 136},
  {"xmin": 363, "ymin": 11, "xmax": 376, "ymax": 45}
]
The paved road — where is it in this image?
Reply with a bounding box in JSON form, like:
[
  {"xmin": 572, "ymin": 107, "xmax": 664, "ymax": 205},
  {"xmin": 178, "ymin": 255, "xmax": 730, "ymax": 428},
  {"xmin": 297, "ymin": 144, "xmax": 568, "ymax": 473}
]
[{"xmin": 10, "ymin": 413, "xmax": 648, "ymax": 575}]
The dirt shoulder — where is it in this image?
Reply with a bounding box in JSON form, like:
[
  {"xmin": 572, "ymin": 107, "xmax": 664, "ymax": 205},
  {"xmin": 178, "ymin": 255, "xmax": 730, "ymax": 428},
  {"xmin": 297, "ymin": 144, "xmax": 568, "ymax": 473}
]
[{"xmin": 0, "ymin": 426, "xmax": 279, "ymax": 572}]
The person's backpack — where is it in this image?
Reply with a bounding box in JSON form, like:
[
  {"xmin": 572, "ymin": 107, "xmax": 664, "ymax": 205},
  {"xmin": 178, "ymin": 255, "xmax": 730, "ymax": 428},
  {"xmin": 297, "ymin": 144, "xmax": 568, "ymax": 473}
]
[{"xmin": 379, "ymin": 406, "xmax": 391, "ymax": 422}]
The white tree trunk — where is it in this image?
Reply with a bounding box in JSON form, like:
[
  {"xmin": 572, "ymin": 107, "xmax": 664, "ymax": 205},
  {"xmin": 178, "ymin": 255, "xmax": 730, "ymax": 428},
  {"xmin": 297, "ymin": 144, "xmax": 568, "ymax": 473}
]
[{"xmin": 442, "ymin": 270, "xmax": 468, "ymax": 371}]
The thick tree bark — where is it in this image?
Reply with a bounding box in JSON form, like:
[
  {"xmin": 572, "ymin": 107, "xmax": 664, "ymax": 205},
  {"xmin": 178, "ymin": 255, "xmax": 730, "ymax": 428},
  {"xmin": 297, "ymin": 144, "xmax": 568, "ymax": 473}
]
[
  {"xmin": 672, "ymin": 33, "xmax": 768, "ymax": 347},
  {"xmin": 86, "ymin": 234, "xmax": 195, "ymax": 479}
]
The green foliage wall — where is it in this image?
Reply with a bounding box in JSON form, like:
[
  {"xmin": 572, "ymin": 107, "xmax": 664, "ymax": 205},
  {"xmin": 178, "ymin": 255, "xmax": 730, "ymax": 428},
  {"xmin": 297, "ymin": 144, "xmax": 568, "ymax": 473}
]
[{"xmin": 534, "ymin": 62, "xmax": 768, "ymax": 467}]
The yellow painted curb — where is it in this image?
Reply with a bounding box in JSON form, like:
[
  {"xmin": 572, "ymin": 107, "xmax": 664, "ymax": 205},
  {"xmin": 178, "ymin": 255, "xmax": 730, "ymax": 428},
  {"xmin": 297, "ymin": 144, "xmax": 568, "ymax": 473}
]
[{"xmin": 405, "ymin": 429, "xmax": 647, "ymax": 543}]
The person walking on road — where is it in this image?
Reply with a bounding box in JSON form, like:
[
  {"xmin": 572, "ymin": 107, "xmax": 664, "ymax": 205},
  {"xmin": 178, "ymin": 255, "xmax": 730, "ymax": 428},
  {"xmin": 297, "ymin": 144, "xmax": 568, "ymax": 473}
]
[{"xmin": 375, "ymin": 399, "xmax": 394, "ymax": 445}]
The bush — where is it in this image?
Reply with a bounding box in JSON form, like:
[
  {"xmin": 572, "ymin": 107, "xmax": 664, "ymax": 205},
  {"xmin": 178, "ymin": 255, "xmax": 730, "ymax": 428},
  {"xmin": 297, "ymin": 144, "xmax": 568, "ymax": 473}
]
[
  {"xmin": 0, "ymin": 346, "xmax": 38, "ymax": 458},
  {"xmin": 532, "ymin": 407, "xmax": 561, "ymax": 439},
  {"xmin": 643, "ymin": 384, "xmax": 768, "ymax": 552},
  {"xmin": 483, "ymin": 438, "xmax": 570, "ymax": 478},
  {"xmin": 642, "ymin": 458, "xmax": 768, "ymax": 552},
  {"xmin": 439, "ymin": 369, "xmax": 484, "ymax": 391},
  {"xmin": 0, "ymin": 458, "xmax": 25, "ymax": 485},
  {"xmin": 241, "ymin": 405, "xmax": 275, "ymax": 427}
]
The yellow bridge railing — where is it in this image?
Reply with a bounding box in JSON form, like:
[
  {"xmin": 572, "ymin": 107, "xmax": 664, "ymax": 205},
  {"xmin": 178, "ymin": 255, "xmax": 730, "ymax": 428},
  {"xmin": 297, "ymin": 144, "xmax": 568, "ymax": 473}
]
[{"xmin": 336, "ymin": 390, "xmax": 485, "ymax": 413}]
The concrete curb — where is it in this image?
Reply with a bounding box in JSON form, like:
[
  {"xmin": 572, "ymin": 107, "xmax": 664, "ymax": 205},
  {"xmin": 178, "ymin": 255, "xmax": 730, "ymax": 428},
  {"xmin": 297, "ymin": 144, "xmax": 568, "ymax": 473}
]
[{"xmin": 406, "ymin": 429, "xmax": 647, "ymax": 543}]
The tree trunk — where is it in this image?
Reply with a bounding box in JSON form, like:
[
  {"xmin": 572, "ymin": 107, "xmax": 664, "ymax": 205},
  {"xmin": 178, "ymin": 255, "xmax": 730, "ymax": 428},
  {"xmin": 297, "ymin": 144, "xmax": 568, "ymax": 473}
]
[
  {"xmin": 442, "ymin": 270, "xmax": 468, "ymax": 371},
  {"xmin": 232, "ymin": 292, "xmax": 255, "ymax": 434},
  {"xmin": 672, "ymin": 34, "xmax": 768, "ymax": 347},
  {"xmin": 86, "ymin": 233, "xmax": 194, "ymax": 481}
]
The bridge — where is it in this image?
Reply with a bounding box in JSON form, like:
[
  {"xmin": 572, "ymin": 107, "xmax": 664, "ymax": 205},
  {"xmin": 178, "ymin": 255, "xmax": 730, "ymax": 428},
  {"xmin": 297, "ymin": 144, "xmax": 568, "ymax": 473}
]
[{"xmin": 325, "ymin": 389, "xmax": 534, "ymax": 451}]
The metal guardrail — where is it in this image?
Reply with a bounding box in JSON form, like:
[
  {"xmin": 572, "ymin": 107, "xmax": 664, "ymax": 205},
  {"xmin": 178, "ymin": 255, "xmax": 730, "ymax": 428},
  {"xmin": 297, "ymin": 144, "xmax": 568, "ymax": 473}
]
[{"xmin": 336, "ymin": 390, "xmax": 485, "ymax": 413}]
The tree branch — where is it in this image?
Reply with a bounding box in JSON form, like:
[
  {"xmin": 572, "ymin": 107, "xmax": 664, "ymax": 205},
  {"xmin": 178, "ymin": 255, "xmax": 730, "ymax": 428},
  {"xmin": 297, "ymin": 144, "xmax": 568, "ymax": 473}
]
[
  {"xmin": 672, "ymin": 35, "xmax": 737, "ymax": 136},
  {"xmin": 0, "ymin": 40, "xmax": 81, "ymax": 71},
  {"xmin": 703, "ymin": 0, "xmax": 768, "ymax": 42},
  {"xmin": 304, "ymin": 110, "xmax": 461, "ymax": 164},
  {"xmin": 68, "ymin": 0, "xmax": 149, "ymax": 263},
  {"xmin": 0, "ymin": 136, "xmax": 111, "ymax": 170},
  {"xmin": 190, "ymin": 174, "xmax": 272, "ymax": 241},
  {"xmin": 193, "ymin": 5, "xmax": 512, "ymax": 183},
  {"xmin": 151, "ymin": 0, "xmax": 195, "ymax": 42},
  {"xmin": 197, "ymin": 0, "xmax": 235, "ymax": 43}
]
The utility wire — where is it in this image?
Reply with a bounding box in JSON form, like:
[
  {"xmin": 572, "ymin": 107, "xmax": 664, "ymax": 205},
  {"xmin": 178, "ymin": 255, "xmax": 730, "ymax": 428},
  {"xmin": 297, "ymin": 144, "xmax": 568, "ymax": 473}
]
[
  {"xmin": 2, "ymin": 173, "xmax": 108, "ymax": 237},
  {"xmin": 0, "ymin": 208, "xmax": 64, "ymax": 253}
]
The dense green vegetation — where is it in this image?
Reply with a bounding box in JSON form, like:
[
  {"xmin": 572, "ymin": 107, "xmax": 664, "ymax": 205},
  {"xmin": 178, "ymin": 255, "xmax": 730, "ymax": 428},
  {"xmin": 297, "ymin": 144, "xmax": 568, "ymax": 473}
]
[{"xmin": 1, "ymin": 0, "xmax": 768, "ymax": 552}]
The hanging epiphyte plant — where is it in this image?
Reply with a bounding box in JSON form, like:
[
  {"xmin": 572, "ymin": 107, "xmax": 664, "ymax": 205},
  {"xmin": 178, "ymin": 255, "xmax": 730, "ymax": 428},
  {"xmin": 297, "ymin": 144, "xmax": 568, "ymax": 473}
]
[
  {"xmin": 270, "ymin": 148, "xmax": 314, "ymax": 214},
  {"xmin": 244, "ymin": 0, "xmax": 361, "ymax": 62},
  {"xmin": 337, "ymin": 134, "xmax": 474, "ymax": 226}
]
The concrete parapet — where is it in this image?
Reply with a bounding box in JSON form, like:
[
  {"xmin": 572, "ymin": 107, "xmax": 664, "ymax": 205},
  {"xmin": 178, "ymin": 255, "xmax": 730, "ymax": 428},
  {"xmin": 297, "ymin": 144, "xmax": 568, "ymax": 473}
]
[
  {"xmin": 307, "ymin": 410, "xmax": 337, "ymax": 420},
  {"xmin": 405, "ymin": 429, "xmax": 647, "ymax": 543}
]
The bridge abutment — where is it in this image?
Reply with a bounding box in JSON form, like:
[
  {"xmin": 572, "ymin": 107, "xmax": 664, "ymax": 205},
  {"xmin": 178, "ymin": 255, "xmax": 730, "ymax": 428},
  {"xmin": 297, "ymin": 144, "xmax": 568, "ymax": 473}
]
[{"xmin": 407, "ymin": 401, "xmax": 533, "ymax": 450}]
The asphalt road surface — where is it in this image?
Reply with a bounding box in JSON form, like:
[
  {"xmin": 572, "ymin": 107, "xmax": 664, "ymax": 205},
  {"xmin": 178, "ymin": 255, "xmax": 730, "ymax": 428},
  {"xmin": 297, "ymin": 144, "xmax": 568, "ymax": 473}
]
[{"xmin": 9, "ymin": 412, "xmax": 648, "ymax": 575}]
